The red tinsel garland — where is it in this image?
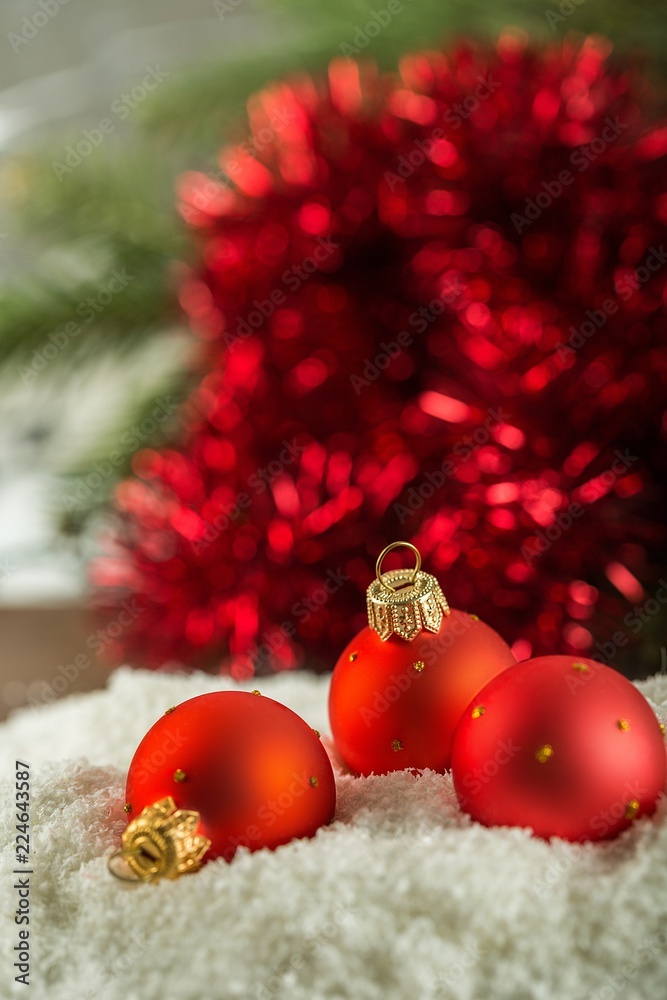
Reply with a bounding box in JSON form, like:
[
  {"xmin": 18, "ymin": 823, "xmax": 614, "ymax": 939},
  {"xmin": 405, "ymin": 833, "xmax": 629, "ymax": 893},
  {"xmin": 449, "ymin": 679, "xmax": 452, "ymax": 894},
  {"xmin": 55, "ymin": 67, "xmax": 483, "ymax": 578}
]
[{"xmin": 93, "ymin": 34, "xmax": 667, "ymax": 675}]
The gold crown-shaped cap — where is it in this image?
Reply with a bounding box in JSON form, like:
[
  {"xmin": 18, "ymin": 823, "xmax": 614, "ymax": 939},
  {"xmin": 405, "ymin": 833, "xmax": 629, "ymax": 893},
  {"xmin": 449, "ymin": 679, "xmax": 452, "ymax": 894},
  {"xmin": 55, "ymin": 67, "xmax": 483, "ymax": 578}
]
[
  {"xmin": 110, "ymin": 797, "xmax": 211, "ymax": 883},
  {"xmin": 367, "ymin": 542, "xmax": 450, "ymax": 642}
]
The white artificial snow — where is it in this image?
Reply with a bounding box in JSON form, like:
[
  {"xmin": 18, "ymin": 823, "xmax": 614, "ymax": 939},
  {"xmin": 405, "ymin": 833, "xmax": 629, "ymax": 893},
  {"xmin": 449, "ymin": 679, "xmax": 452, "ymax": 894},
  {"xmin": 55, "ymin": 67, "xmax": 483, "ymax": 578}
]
[{"xmin": 1, "ymin": 667, "xmax": 666, "ymax": 1000}]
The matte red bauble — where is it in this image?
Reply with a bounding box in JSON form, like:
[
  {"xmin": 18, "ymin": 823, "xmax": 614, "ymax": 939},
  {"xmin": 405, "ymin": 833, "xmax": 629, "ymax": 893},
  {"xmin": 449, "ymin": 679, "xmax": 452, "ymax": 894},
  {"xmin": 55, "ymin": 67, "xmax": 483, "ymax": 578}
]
[
  {"xmin": 328, "ymin": 542, "xmax": 516, "ymax": 775},
  {"xmin": 120, "ymin": 691, "xmax": 335, "ymax": 878},
  {"xmin": 451, "ymin": 655, "xmax": 667, "ymax": 842}
]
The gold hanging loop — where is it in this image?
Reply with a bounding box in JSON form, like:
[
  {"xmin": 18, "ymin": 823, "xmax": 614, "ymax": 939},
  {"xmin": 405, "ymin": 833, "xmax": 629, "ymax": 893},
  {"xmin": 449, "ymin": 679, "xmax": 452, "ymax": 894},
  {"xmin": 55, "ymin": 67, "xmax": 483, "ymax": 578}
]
[
  {"xmin": 107, "ymin": 848, "xmax": 160, "ymax": 884},
  {"xmin": 375, "ymin": 541, "xmax": 421, "ymax": 590},
  {"xmin": 367, "ymin": 542, "xmax": 450, "ymax": 642}
]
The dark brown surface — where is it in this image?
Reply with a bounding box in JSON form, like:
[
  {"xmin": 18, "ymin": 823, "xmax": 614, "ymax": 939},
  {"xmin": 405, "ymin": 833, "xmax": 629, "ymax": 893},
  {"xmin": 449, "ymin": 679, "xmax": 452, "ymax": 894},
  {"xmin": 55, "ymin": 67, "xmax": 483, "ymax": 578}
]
[{"xmin": 0, "ymin": 603, "xmax": 110, "ymax": 721}]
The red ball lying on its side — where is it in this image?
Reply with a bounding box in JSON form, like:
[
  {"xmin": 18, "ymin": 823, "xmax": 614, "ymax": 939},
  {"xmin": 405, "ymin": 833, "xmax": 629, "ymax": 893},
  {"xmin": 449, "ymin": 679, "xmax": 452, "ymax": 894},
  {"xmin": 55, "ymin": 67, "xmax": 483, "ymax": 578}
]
[
  {"xmin": 451, "ymin": 655, "xmax": 667, "ymax": 842},
  {"xmin": 125, "ymin": 691, "xmax": 336, "ymax": 862}
]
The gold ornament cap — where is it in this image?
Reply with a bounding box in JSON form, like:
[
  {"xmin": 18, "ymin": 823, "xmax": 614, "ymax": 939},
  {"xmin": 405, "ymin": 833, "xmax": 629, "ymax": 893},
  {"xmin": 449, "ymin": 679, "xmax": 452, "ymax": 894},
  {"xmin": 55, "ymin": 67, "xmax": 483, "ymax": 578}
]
[
  {"xmin": 367, "ymin": 541, "xmax": 450, "ymax": 642},
  {"xmin": 108, "ymin": 796, "xmax": 211, "ymax": 883}
]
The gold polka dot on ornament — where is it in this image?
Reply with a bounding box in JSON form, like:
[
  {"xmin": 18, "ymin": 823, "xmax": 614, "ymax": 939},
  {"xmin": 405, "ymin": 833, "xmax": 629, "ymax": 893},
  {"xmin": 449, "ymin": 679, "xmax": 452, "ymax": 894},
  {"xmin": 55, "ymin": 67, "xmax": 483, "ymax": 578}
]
[
  {"xmin": 571, "ymin": 662, "xmax": 589, "ymax": 673},
  {"xmin": 471, "ymin": 705, "xmax": 485, "ymax": 719},
  {"xmin": 349, "ymin": 651, "xmax": 358, "ymax": 662},
  {"xmin": 164, "ymin": 706, "xmax": 176, "ymax": 714},
  {"xmin": 413, "ymin": 660, "xmax": 425, "ymax": 673},
  {"xmin": 173, "ymin": 769, "xmax": 187, "ymax": 783},
  {"xmin": 660, "ymin": 723, "xmax": 666, "ymax": 736},
  {"xmin": 391, "ymin": 739, "xmax": 403, "ymax": 752},
  {"xmin": 535, "ymin": 744, "xmax": 554, "ymax": 764},
  {"xmin": 617, "ymin": 719, "xmax": 631, "ymax": 732},
  {"xmin": 251, "ymin": 689, "xmax": 261, "ymax": 696},
  {"xmin": 309, "ymin": 775, "xmax": 319, "ymax": 788},
  {"xmin": 625, "ymin": 799, "xmax": 639, "ymax": 820},
  {"xmin": 312, "ymin": 728, "xmax": 321, "ymax": 738},
  {"xmin": 123, "ymin": 803, "xmax": 131, "ymax": 814},
  {"xmin": 469, "ymin": 614, "xmax": 480, "ymax": 622}
]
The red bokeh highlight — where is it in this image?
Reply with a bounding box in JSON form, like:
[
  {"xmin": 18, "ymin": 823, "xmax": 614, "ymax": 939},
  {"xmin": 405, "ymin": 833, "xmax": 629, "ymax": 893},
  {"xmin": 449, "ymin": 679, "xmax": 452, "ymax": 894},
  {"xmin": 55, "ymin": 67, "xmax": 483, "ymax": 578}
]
[{"xmin": 93, "ymin": 37, "xmax": 667, "ymax": 674}]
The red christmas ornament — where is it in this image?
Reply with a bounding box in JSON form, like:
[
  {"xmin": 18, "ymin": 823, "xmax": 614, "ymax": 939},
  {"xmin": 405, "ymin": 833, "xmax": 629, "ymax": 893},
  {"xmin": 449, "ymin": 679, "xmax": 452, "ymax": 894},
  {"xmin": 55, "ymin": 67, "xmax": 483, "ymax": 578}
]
[
  {"xmin": 116, "ymin": 691, "xmax": 335, "ymax": 878},
  {"xmin": 328, "ymin": 542, "xmax": 516, "ymax": 775},
  {"xmin": 94, "ymin": 37, "xmax": 667, "ymax": 675},
  {"xmin": 451, "ymin": 655, "xmax": 667, "ymax": 842}
]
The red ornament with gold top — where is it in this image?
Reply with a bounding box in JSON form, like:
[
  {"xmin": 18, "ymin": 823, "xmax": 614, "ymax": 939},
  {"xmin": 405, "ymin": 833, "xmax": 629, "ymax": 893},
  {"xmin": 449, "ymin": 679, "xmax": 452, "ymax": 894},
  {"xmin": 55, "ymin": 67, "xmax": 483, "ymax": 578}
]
[
  {"xmin": 109, "ymin": 691, "xmax": 335, "ymax": 881},
  {"xmin": 328, "ymin": 542, "xmax": 517, "ymax": 775},
  {"xmin": 451, "ymin": 655, "xmax": 667, "ymax": 842}
]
